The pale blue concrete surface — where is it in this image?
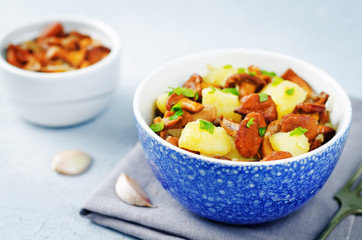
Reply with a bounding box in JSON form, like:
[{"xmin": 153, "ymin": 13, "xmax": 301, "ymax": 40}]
[{"xmin": 0, "ymin": 0, "xmax": 361, "ymax": 239}]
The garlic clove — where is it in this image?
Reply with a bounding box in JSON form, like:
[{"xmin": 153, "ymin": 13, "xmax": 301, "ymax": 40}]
[
  {"xmin": 115, "ymin": 173, "xmax": 152, "ymax": 207},
  {"xmin": 52, "ymin": 150, "xmax": 91, "ymax": 175}
]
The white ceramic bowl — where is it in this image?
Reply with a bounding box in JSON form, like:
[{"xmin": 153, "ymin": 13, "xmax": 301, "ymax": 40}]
[{"xmin": 0, "ymin": 16, "xmax": 121, "ymax": 127}]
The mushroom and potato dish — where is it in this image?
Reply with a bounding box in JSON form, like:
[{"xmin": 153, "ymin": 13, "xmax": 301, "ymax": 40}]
[
  {"xmin": 150, "ymin": 65, "xmax": 335, "ymax": 162},
  {"xmin": 6, "ymin": 22, "xmax": 110, "ymax": 72}
]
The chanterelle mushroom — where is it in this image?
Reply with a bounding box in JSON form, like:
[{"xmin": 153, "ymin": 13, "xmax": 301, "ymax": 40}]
[
  {"xmin": 220, "ymin": 117, "xmax": 240, "ymax": 138},
  {"xmin": 183, "ymin": 74, "xmax": 203, "ymax": 98},
  {"xmin": 166, "ymin": 93, "xmax": 204, "ymax": 113},
  {"xmin": 234, "ymin": 93, "xmax": 277, "ymax": 123},
  {"xmin": 281, "ymin": 68, "xmax": 314, "ymax": 96},
  {"xmin": 225, "ymin": 73, "xmax": 267, "ymax": 97},
  {"xmin": 261, "ymin": 120, "xmax": 281, "ymax": 157},
  {"xmin": 280, "ymin": 113, "xmax": 318, "ymax": 142},
  {"xmin": 261, "ymin": 151, "xmax": 292, "ymax": 162},
  {"xmin": 235, "ymin": 112, "xmax": 266, "ymax": 158}
]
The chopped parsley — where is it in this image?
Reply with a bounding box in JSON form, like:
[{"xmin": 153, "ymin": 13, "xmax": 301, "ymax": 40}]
[
  {"xmin": 208, "ymin": 86, "xmax": 217, "ymax": 94},
  {"xmin": 285, "ymin": 88, "xmax": 295, "ymax": 95},
  {"xmin": 259, "ymin": 126, "xmax": 266, "ymax": 137},
  {"xmin": 150, "ymin": 122, "xmax": 164, "ymax": 132},
  {"xmin": 223, "ymin": 64, "xmax": 233, "ymax": 69},
  {"xmin": 169, "ymin": 103, "xmax": 184, "ymax": 120},
  {"xmin": 195, "ymin": 92, "xmax": 199, "ymax": 101},
  {"xmin": 199, "ymin": 120, "xmax": 214, "ymax": 134},
  {"xmin": 290, "ymin": 127, "xmax": 308, "ymax": 136},
  {"xmin": 169, "ymin": 111, "xmax": 183, "ymax": 120},
  {"xmin": 168, "ymin": 87, "xmax": 196, "ymax": 98},
  {"xmin": 246, "ymin": 118, "xmax": 255, "ymax": 128},
  {"xmin": 260, "ymin": 70, "xmax": 277, "ymax": 78},
  {"xmin": 272, "ymin": 77, "xmax": 283, "ymax": 86},
  {"xmin": 237, "ymin": 68, "xmax": 246, "ymax": 74},
  {"xmin": 248, "ymin": 71, "xmax": 256, "ymax": 76},
  {"xmin": 171, "ymin": 103, "xmax": 182, "ymax": 112},
  {"xmin": 222, "ymin": 88, "xmax": 240, "ymax": 96},
  {"xmin": 258, "ymin": 93, "xmax": 268, "ymax": 102}
]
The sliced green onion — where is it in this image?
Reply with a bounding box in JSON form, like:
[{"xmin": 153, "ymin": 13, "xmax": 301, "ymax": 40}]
[
  {"xmin": 169, "ymin": 110, "xmax": 183, "ymax": 120},
  {"xmin": 237, "ymin": 68, "xmax": 246, "ymax": 74},
  {"xmin": 290, "ymin": 127, "xmax": 308, "ymax": 136},
  {"xmin": 249, "ymin": 72, "xmax": 256, "ymax": 76},
  {"xmin": 272, "ymin": 77, "xmax": 283, "ymax": 86},
  {"xmin": 169, "ymin": 103, "xmax": 184, "ymax": 120},
  {"xmin": 195, "ymin": 92, "xmax": 199, "ymax": 101},
  {"xmin": 150, "ymin": 122, "xmax": 164, "ymax": 132},
  {"xmin": 246, "ymin": 118, "xmax": 255, "ymax": 128},
  {"xmin": 208, "ymin": 86, "xmax": 217, "ymax": 94},
  {"xmin": 223, "ymin": 64, "xmax": 233, "ymax": 69},
  {"xmin": 168, "ymin": 87, "xmax": 196, "ymax": 98},
  {"xmin": 199, "ymin": 120, "xmax": 214, "ymax": 134},
  {"xmin": 222, "ymin": 88, "xmax": 239, "ymax": 96},
  {"xmin": 171, "ymin": 103, "xmax": 182, "ymax": 112},
  {"xmin": 261, "ymin": 70, "xmax": 277, "ymax": 78},
  {"xmin": 259, "ymin": 127, "xmax": 266, "ymax": 137},
  {"xmin": 258, "ymin": 93, "xmax": 269, "ymax": 102},
  {"xmin": 285, "ymin": 88, "xmax": 294, "ymax": 95}
]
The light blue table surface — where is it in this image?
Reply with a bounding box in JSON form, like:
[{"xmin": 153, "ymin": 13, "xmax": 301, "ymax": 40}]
[{"xmin": 0, "ymin": 1, "xmax": 361, "ymax": 239}]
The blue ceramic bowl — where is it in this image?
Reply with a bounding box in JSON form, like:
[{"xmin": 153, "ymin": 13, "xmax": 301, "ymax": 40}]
[{"xmin": 133, "ymin": 49, "xmax": 352, "ymax": 224}]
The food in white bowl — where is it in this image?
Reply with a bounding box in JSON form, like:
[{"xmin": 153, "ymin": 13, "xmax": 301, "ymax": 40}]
[
  {"xmin": 0, "ymin": 16, "xmax": 121, "ymax": 127},
  {"xmin": 6, "ymin": 22, "xmax": 111, "ymax": 72},
  {"xmin": 149, "ymin": 64, "xmax": 335, "ymax": 161}
]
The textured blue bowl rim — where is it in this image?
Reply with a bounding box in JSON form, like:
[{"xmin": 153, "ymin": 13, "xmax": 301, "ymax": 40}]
[{"xmin": 133, "ymin": 48, "xmax": 352, "ymax": 166}]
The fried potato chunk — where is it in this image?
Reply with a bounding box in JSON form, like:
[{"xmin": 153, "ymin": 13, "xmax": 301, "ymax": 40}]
[
  {"xmin": 202, "ymin": 87, "xmax": 241, "ymax": 122},
  {"xmin": 156, "ymin": 93, "xmax": 169, "ymax": 114},
  {"xmin": 262, "ymin": 80, "xmax": 307, "ymax": 119},
  {"xmin": 270, "ymin": 131, "xmax": 309, "ymax": 157},
  {"xmin": 203, "ymin": 65, "xmax": 238, "ymax": 87},
  {"xmin": 179, "ymin": 120, "xmax": 232, "ymax": 156}
]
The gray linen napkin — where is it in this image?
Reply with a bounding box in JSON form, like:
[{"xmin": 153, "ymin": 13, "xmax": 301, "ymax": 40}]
[{"xmin": 80, "ymin": 98, "xmax": 362, "ymax": 240}]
